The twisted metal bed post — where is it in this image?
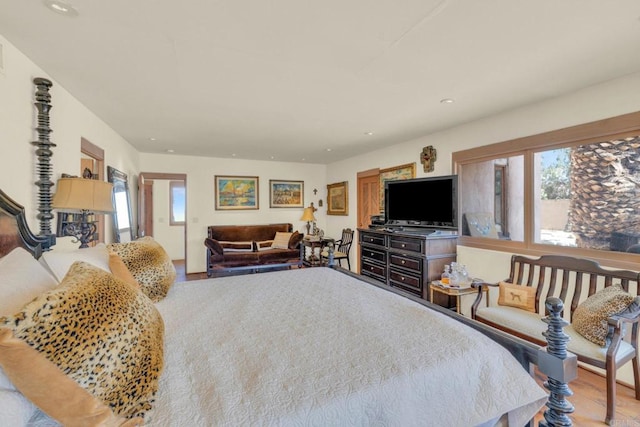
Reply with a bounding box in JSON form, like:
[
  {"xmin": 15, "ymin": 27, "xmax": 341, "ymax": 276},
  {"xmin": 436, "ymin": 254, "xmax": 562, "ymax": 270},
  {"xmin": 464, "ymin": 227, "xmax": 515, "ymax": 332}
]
[
  {"xmin": 31, "ymin": 77, "xmax": 56, "ymax": 250},
  {"xmin": 539, "ymin": 297, "xmax": 577, "ymax": 427}
]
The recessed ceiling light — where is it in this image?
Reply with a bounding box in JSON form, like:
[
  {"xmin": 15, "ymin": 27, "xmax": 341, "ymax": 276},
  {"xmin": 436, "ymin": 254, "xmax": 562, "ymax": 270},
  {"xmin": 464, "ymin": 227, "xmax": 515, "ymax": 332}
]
[
  {"xmin": 326, "ymin": 148, "xmax": 332, "ymax": 152},
  {"xmin": 149, "ymin": 137, "xmax": 157, "ymax": 142},
  {"xmin": 364, "ymin": 131, "xmax": 374, "ymax": 136},
  {"xmin": 270, "ymin": 156, "xmax": 275, "ymax": 160},
  {"xmin": 166, "ymin": 149, "xmax": 175, "ymax": 153},
  {"xmin": 440, "ymin": 98, "xmax": 455, "ymax": 104},
  {"xmin": 43, "ymin": 0, "xmax": 79, "ymax": 17},
  {"xmin": 231, "ymin": 153, "xmax": 236, "ymax": 157}
]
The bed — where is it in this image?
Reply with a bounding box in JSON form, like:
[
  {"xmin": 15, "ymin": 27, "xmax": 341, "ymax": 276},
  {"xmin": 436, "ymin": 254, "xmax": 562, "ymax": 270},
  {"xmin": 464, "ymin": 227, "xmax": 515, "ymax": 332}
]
[{"xmin": 0, "ymin": 78, "xmax": 577, "ymax": 427}]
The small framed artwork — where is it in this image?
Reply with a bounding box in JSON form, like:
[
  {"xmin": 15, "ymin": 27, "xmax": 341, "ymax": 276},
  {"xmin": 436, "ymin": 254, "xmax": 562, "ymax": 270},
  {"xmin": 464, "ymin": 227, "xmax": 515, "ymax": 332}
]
[
  {"xmin": 215, "ymin": 175, "xmax": 259, "ymax": 210},
  {"xmin": 379, "ymin": 162, "xmax": 416, "ymax": 212},
  {"xmin": 327, "ymin": 181, "xmax": 348, "ymax": 216},
  {"xmin": 269, "ymin": 180, "xmax": 304, "ymax": 208}
]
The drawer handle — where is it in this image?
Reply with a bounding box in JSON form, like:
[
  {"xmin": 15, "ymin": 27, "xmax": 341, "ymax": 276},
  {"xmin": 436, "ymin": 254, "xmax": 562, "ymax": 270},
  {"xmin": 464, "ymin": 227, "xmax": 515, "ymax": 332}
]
[
  {"xmin": 401, "ymin": 260, "xmax": 405, "ymax": 264},
  {"xmin": 370, "ymin": 267, "xmax": 374, "ymax": 271},
  {"xmin": 370, "ymin": 252, "xmax": 374, "ymax": 256},
  {"xmin": 400, "ymin": 276, "xmax": 405, "ymax": 281},
  {"xmin": 401, "ymin": 243, "xmax": 406, "ymax": 248}
]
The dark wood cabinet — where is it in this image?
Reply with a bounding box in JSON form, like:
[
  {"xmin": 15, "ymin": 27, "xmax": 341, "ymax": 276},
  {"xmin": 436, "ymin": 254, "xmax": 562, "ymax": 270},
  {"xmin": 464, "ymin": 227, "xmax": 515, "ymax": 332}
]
[{"xmin": 358, "ymin": 228, "xmax": 457, "ymax": 306}]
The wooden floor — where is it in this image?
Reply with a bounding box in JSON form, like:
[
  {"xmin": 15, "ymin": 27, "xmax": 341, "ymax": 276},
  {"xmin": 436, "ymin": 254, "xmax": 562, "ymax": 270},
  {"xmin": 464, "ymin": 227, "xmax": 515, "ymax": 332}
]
[{"xmin": 173, "ymin": 261, "xmax": 639, "ymax": 426}]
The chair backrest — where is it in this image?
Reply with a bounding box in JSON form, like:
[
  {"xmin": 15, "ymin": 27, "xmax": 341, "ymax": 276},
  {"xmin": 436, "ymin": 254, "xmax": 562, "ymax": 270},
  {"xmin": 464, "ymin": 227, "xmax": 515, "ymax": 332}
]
[{"xmin": 337, "ymin": 228, "xmax": 354, "ymax": 254}]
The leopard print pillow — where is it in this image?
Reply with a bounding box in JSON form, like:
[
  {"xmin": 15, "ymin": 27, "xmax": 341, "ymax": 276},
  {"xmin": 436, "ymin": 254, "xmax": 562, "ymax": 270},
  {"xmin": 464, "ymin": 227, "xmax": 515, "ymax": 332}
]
[
  {"xmin": 0, "ymin": 261, "xmax": 164, "ymax": 423},
  {"xmin": 108, "ymin": 236, "xmax": 176, "ymax": 302},
  {"xmin": 573, "ymin": 284, "xmax": 634, "ymax": 347}
]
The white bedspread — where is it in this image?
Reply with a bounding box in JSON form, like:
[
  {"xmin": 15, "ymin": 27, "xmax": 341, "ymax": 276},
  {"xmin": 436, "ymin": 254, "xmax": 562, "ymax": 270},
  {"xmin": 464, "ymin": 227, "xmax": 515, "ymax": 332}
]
[{"xmin": 149, "ymin": 268, "xmax": 546, "ymax": 427}]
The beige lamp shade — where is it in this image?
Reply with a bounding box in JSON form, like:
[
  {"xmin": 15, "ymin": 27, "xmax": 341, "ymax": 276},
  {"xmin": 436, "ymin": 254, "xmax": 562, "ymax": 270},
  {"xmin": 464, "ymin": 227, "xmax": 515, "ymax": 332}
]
[
  {"xmin": 300, "ymin": 207, "xmax": 316, "ymax": 222},
  {"xmin": 52, "ymin": 178, "xmax": 114, "ymax": 213}
]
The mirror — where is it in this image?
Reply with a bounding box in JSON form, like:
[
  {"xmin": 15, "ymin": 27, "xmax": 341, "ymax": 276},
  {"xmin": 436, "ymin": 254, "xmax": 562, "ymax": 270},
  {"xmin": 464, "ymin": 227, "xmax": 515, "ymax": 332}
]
[{"xmin": 107, "ymin": 166, "xmax": 134, "ymax": 243}]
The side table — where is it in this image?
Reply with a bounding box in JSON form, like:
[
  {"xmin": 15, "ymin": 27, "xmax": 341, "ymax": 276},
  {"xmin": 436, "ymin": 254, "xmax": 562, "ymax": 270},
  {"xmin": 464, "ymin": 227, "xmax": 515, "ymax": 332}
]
[
  {"xmin": 429, "ymin": 282, "xmax": 489, "ymax": 315},
  {"xmin": 302, "ymin": 237, "xmax": 334, "ymax": 267}
]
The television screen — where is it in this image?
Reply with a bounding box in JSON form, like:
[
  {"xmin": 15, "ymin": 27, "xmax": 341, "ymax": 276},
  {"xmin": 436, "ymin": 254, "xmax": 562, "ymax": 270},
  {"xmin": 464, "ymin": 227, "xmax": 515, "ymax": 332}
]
[{"xmin": 384, "ymin": 175, "xmax": 458, "ymax": 230}]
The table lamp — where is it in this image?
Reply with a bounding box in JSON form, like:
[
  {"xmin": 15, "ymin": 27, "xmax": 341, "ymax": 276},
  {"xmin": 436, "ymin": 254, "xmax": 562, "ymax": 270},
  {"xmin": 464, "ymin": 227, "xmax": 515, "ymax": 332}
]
[
  {"xmin": 300, "ymin": 206, "xmax": 316, "ymax": 235},
  {"xmin": 52, "ymin": 177, "xmax": 114, "ymax": 248}
]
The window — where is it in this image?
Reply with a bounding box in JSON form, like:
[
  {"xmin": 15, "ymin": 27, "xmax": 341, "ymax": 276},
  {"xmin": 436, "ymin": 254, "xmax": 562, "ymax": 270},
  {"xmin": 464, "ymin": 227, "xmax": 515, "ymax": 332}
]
[
  {"xmin": 170, "ymin": 180, "xmax": 185, "ymax": 226},
  {"xmin": 453, "ymin": 111, "xmax": 640, "ymax": 269}
]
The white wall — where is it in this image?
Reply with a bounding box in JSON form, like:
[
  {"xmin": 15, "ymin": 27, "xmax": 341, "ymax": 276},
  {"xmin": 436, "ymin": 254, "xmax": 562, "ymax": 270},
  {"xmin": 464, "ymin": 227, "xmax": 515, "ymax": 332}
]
[
  {"xmin": 139, "ymin": 153, "xmax": 326, "ymax": 273},
  {"xmin": 0, "ymin": 35, "xmax": 139, "ymax": 244},
  {"xmin": 325, "ymin": 72, "xmax": 640, "ymax": 270}
]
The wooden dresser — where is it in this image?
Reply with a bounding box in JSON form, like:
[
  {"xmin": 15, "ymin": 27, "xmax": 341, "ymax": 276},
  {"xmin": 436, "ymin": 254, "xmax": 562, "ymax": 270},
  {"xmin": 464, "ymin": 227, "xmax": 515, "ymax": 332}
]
[{"xmin": 358, "ymin": 228, "xmax": 458, "ymax": 305}]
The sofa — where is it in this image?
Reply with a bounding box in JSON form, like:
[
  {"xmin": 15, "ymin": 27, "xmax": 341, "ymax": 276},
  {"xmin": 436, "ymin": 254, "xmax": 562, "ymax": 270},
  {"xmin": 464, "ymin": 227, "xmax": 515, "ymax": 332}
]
[
  {"xmin": 205, "ymin": 223, "xmax": 304, "ymax": 277},
  {"xmin": 470, "ymin": 254, "xmax": 640, "ymax": 425}
]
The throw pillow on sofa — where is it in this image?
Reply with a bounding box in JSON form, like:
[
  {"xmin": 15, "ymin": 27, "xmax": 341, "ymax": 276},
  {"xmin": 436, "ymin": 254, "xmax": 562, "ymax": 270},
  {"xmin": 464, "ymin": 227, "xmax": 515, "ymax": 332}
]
[
  {"xmin": 573, "ymin": 284, "xmax": 635, "ymax": 347},
  {"xmin": 497, "ymin": 282, "xmax": 536, "ymax": 313},
  {"xmin": 272, "ymin": 232, "xmax": 293, "ymax": 249}
]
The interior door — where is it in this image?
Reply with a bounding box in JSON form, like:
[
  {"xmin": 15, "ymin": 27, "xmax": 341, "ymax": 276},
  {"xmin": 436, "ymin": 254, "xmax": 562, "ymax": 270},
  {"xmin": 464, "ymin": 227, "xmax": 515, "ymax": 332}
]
[{"xmin": 356, "ymin": 169, "xmax": 380, "ymax": 273}]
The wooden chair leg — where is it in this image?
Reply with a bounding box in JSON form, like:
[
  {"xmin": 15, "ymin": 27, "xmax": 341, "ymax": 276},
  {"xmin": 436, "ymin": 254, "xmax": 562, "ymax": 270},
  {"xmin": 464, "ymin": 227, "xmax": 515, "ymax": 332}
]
[
  {"xmin": 605, "ymin": 363, "xmax": 616, "ymax": 426},
  {"xmin": 346, "ymin": 257, "xmax": 350, "ymax": 270},
  {"xmin": 633, "ymin": 355, "xmax": 640, "ymax": 400}
]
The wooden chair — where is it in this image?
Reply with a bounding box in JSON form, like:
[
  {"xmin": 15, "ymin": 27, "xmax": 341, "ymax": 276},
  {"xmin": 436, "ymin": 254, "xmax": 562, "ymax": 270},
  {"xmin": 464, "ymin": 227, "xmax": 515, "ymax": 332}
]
[{"xmin": 321, "ymin": 228, "xmax": 354, "ymax": 270}]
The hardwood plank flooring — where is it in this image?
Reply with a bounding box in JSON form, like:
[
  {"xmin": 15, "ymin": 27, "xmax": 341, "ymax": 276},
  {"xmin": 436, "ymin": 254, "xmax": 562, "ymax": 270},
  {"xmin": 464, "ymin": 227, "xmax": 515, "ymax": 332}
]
[{"xmin": 173, "ymin": 261, "xmax": 639, "ymax": 425}]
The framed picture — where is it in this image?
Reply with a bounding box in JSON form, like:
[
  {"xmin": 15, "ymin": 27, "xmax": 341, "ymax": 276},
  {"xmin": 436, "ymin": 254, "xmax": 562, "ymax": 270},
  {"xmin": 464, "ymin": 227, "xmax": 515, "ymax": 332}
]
[
  {"xmin": 379, "ymin": 162, "xmax": 416, "ymax": 212},
  {"xmin": 269, "ymin": 180, "xmax": 304, "ymax": 208},
  {"xmin": 215, "ymin": 175, "xmax": 259, "ymax": 210},
  {"xmin": 327, "ymin": 181, "xmax": 348, "ymax": 216}
]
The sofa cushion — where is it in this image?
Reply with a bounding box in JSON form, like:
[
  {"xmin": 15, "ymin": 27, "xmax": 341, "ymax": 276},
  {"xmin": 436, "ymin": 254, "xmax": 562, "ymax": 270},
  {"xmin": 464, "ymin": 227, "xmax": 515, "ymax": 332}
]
[
  {"xmin": 272, "ymin": 232, "xmax": 293, "ymax": 249},
  {"xmin": 572, "ymin": 284, "xmax": 634, "ymax": 347},
  {"xmin": 474, "ymin": 305, "xmax": 636, "ymax": 364},
  {"xmin": 255, "ymin": 240, "xmax": 274, "ymax": 251},
  {"xmin": 257, "ymin": 248, "xmax": 300, "ymax": 264},
  {"xmin": 497, "ymin": 282, "xmax": 536, "ymax": 312},
  {"xmin": 288, "ymin": 231, "xmax": 303, "ymax": 249},
  {"xmin": 209, "ymin": 224, "xmax": 292, "ymax": 242},
  {"xmin": 219, "ymin": 241, "xmax": 254, "ymax": 252}
]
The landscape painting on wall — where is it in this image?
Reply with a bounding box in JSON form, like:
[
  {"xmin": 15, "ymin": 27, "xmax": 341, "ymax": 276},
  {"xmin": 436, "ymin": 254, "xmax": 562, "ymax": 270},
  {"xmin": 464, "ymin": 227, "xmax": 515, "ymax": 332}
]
[
  {"xmin": 215, "ymin": 175, "xmax": 259, "ymax": 210},
  {"xmin": 269, "ymin": 180, "xmax": 304, "ymax": 208}
]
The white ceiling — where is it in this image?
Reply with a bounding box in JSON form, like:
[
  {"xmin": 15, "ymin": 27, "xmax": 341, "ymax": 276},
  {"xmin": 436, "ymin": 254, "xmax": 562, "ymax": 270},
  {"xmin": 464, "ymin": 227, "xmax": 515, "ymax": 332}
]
[{"xmin": 2, "ymin": 0, "xmax": 640, "ymax": 164}]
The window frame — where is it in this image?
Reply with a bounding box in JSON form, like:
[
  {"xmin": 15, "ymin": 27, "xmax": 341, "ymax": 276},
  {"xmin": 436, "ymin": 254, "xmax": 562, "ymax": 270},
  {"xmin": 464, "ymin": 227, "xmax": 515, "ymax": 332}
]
[
  {"xmin": 169, "ymin": 180, "xmax": 186, "ymax": 226},
  {"xmin": 453, "ymin": 110, "xmax": 640, "ymax": 270}
]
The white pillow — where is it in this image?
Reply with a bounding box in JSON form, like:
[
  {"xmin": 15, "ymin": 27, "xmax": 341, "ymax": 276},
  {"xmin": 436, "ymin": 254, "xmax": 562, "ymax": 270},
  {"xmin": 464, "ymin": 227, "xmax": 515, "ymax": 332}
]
[
  {"xmin": 0, "ymin": 247, "xmax": 58, "ymax": 316},
  {"xmin": 0, "ymin": 389, "xmax": 37, "ymax": 425},
  {"xmin": 272, "ymin": 232, "xmax": 292, "ymax": 249},
  {"xmin": 41, "ymin": 243, "xmax": 110, "ymax": 282}
]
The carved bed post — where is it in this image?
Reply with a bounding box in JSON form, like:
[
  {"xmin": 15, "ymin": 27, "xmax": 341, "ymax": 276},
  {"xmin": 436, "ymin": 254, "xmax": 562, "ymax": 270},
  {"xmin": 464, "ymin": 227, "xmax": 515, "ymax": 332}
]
[
  {"xmin": 538, "ymin": 297, "xmax": 578, "ymax": 427},
  {"xmin": 31, "ymin": 77, "xmax": 56, "ymax": 249}
]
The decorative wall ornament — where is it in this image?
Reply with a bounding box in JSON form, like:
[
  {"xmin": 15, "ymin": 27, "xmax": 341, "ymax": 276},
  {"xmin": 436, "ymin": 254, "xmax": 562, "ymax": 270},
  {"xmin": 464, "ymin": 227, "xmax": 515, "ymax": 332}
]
[{"xmin": 420, "ymin": 146, "xmax": 437, "ymax": 172}]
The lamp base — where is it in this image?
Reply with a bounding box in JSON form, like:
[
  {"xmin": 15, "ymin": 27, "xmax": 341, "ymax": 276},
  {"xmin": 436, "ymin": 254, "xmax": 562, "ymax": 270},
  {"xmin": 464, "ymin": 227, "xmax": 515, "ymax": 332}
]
[{"xmin": 62, "ymin": 210, "xmax": 97, "ymax": 249}]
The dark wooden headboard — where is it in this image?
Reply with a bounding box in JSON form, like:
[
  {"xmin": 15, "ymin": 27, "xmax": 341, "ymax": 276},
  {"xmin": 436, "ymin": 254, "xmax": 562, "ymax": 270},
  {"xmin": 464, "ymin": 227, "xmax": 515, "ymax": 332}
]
[{"xmin": 0, "ymin": 189, "xmax": 53, "ymax": 258}]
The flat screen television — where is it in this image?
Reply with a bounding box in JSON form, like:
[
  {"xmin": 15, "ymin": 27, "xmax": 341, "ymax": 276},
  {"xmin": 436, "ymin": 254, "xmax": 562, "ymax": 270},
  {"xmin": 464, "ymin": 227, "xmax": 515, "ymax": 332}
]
[{"xmin": 384, "ymin": 175, "xmax": 458, "ymax": 232}]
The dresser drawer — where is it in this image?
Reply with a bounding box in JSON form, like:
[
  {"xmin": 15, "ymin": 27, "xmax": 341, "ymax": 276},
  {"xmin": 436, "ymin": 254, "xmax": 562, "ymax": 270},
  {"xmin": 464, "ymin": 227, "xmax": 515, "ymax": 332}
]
[
  {"xmin": 361, "ymin": 246, "xmax": 387, "ymax": 264},
  {"xmin": 389, "ymin": 253, "xmax": 422, "ymax": 273},
  {"xmin": 389, "ymin": 270, "xmax": 422, "ymax": 295},
  {"xmin": 389, "ymin": 236, "xmax": 423, "ymax": 253},
  {"xmin": 361, "ymin": 260, "xmax": 386, "ymax": 280},
  {"xmin": 360, "ymin": 233, "xmax": 386, "ymax": 247}
]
